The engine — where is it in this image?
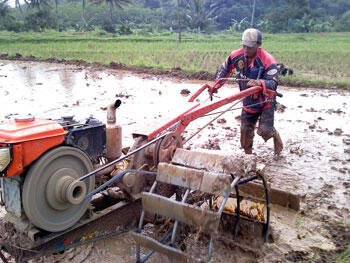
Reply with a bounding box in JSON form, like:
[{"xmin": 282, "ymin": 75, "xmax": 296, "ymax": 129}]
[{"xmin": 0, "ymin": 114, "xmax": 115, "ymax": 233}]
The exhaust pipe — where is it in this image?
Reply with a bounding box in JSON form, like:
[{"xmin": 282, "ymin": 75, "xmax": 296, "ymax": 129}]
[{"xmin": 106, "ymin": 100, "xmax": 122, "ymax": 161}]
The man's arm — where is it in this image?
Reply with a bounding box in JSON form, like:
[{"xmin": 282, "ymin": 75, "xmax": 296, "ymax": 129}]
[
  {"xmin": 247, "ymin": 60, "xmax": 279, "ymax": 92},
  {"xmin": 215, "ymin": 56, "xmax": 235, "ymax": 82},
  {"xmin": 260, "ymin": 64, "xmax": 279, "ymax": 91}
]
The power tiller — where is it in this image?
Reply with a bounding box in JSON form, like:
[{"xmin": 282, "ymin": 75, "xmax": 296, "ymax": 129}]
[{"xmin": 0, "ymin": 79, "xmax": 298, "ymax": 262}]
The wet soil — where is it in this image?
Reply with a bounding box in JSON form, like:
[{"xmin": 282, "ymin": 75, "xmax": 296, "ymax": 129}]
[
  {"xmin": 0, "ymin": 60, "xmax": 349, "ymax": 262},
  {"xmin": 1, "ymin": 53, "xmax": 348, "ymax": 89},
  {"xmin": 0, "ymin": 53, "xmax": 216, "ymax": 82}
]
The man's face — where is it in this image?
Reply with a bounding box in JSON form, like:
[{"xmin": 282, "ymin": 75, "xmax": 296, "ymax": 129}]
[{"xmin": 243, "ymin": 44, "xmax": 259, "ymax": 58}]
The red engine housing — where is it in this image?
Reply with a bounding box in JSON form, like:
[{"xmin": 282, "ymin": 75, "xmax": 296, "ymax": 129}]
[{"xmin": 0, "ymin": 117, "xmax": 66, "ymax": 177}]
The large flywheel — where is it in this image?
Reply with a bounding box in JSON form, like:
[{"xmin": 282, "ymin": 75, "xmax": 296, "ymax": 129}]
[{"xmin": 22, "ymin": 146, "xmax": 95, "ymax": 232}]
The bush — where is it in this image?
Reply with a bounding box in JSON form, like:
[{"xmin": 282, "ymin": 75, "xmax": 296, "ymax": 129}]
[
  {"xmin": 334, "ymin": 11, "xmax": 350, "ymax": 32},
  {"xmin": 102, "ymin": 20, "xmax": 116, "ymax": 33},
  {"xmin": 0, "ymin": 17, "xmax": 24, "ymax": 32},
  {"xmin": 118, "ymin": 24, "xmax": 132, "ymax": 35},
  {"xmin": 24, "ymin": 9, "xmax": 55, "ymax": 32}
]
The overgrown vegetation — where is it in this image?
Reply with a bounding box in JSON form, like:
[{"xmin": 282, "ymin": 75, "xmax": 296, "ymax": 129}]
[
  {"xmin": 0, "ymin": 31, "xmax": 349, "ymax": 88},
  {"xmin": 0, "ymin": 0, "xmax": 349, "ymax": 34},
  {"xmin": 1, "ymin": 0, "xmax": 349, "ymax": 88}
]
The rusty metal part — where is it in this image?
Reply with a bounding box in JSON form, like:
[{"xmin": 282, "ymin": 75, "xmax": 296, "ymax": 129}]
[
  {"xmin": 93, "ymin": 158, "xmax": 128, "ymax": 178},
  {"xmin": 131, "ymin": 232, "xmax": 187, "ymax": 263},
  {"xmin": 120, "ymin": 136, "xmax": 155, "ymax": 198},
  {"xmin": 84, "ymin": 170, "xmax": 157, "ymax": 201},
  {"xmin": 120, "ymin": 133, "xmax": 183, "ymax": 199},
  {"xmin": 153, "ymin": 132, "xmax": 183, "ymax": 166},
  {"xmin": 22, "ymin": 146, "xmax": 95, "ymax": 232},
  {"xmin": 134, "ymin": 159, "xmax": 242, "ymax": 263},
  {"xmin": 106, "ymin": 124, "xmax": 122, "ymax": 160},
  {"xmin": 150, "ymin": 132, "xmax": 183, "ymax": 198},
  {"xmin": 110, "ymin": 160, "xmax": 128, "ymax": 177},
  {"xmin": 142, "ymin": 193, "xmax": 220, "ymax": 233},
  {"xmin": 172, "ymin": 148, "xmax": 299, "ymax": 210},
  {"xmin": 106, "ymin": 100, "xmax": 122, "ymax": 160},
  {"xmin": 93, "ymin": 162, "xmax": 115, "ymax": 177},
  {"xmin": 157, "ymin": 163, "xmax": 231, "ymax": 196},
  {"xmin": 135, "ymin": 133, "xmax": 181, "ymax": 199},
  {"xmin": 171, "ymin": 148, "xmax": 257, "ymax": 176},
  {"xmin": 106, "ymin": 99, "xmax": 121, "ymax": 124},
  {"xmin": 236, "ymin": 181, "xmax": 299, "ymax": 211}
]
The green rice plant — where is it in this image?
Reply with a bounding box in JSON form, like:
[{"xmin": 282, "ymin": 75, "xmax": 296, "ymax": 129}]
[{"xmin": 0, "ymin": 31, "xmax": 349, "ymax": 88}]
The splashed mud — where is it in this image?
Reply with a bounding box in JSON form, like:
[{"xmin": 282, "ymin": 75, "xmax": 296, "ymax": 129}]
[{"xmin": 0, "ymin": 60, "xmax": 349, "ymax": 262}]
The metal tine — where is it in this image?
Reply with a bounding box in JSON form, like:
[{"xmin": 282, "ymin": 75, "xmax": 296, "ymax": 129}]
[
  {"xmin": 138, "ymin": 181, "xmax": 158, "ymax": 231},
  {"xmin": 139, "ymin": 227, "xmax": 173, "ymax": 263},
  {"xmin": 137, "ymin": 181, "xmax": 158, "ymax": 263},
  {"xmin": 207, "ymin": 176, "xmax": 241, "ymax": 261},
  {"xmin": 207, "ymin": 237, "xmax": 213, "ymax": 261},
  {"xmin": 169, "ymin": 188, "xmax": 190, "ymax": 263},
  {"xmin": 138, "ymin": 174, "xmax": 239, "ymax": 263},
  {"xmin": 218, "ymin": 176, "xmax": 241, "ymax": 216}
]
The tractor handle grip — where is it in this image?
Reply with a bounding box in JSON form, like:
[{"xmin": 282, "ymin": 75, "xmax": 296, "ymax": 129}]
[
  {"xmin": 276, "ymin": 92, "xmax": 283, "ymax": 98},
  {"xmin": 266, "ymin": 89, "xmax": 283, "ymax": 98}
]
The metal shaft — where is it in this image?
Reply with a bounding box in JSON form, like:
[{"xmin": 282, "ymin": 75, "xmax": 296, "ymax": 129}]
[{"xmin": 72, "ymin": 133, "xmax": 167, "ymax": 184}]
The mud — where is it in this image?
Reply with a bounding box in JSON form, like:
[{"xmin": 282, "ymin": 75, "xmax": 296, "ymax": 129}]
[
  {"xmin": 0, "ymin": 60, "xmax": 349, "ymax": 262},
  {"xmin": 0, "ymin": 53, "xmax": 216, "ymax": 83},
  {"xmin": 1, "ymin": 54, "xmax": 349, "ymax": 89}
]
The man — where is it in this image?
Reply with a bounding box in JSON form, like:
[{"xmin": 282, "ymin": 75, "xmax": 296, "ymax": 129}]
[{"xmin": 214, "ymin": 28, "xmax": 283, "ymax": 155}]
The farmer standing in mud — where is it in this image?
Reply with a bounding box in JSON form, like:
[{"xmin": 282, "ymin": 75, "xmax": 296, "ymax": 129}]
[{"xmin": 213, "ymin": 28, "xmax": 283, "ymax": 155}]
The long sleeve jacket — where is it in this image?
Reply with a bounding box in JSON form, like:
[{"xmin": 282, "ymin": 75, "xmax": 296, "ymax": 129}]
[{"xmin": 216, "ymin": 48, "xmax": 279, "ymax": 113}]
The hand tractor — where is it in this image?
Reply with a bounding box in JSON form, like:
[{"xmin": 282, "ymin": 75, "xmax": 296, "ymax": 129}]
[{"xmin": 0, "ymin": 79, "xmax": 299, "ymax": 262}]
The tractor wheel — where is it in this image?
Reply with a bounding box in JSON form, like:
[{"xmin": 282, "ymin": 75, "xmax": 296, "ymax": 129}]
[{"xmin": 22, "ymin": 146, "xmax": 95, "ymax": 232}]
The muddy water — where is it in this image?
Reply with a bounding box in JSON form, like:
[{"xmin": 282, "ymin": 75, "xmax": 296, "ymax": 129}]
[{"xmin": 0, "ymin": 60, "xmax": 349, "ymax": 262}]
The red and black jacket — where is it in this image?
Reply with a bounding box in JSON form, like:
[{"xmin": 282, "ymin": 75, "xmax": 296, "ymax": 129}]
[{"xmin": 216, "ymin": 48, "xmax": 279, "ymax": 113}]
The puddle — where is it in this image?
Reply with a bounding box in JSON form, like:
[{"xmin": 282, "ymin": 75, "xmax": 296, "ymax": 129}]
[{"xmin": 0, "ymin": 60, "xmax": 349, "ymax": 262}]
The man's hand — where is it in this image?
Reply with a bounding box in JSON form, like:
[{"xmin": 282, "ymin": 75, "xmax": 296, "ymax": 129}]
[
  {"xmin": 247, "ymin": 79, "xmax": 262, "ymax": 87},
  {"xmin": 209, "ymin": 85, "xmax": 218, "ymax": 94}
]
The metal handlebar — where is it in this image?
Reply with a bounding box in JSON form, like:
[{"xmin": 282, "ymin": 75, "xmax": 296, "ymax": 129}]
[{"xmin": 188, "ymin": 78, "xmax": 283, "ymax": 102}]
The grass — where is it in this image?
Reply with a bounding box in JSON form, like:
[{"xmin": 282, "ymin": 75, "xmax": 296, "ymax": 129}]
[{"xmin": 0, "ymin": 30, "xmax": 349, "ymax": 88}]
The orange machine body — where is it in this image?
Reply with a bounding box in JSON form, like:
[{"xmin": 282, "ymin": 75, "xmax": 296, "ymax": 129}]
[{"xmin": 0, "ymin": 118, "xmax": 67, "ymax": 177}]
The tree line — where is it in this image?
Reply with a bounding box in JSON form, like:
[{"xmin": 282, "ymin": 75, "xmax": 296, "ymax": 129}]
[{"xmin": 0, "ymin": 0, "xmax": 349, "ymax": 33}]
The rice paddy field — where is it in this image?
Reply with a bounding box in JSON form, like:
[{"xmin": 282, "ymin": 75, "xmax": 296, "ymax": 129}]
[{"xmin": 0, "ymin": 31, "xmax": 349, "ymax": 88}]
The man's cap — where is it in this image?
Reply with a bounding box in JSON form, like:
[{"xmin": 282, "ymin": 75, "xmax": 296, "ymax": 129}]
[{"xmin": 242, "ymin": 28, "xmax": 262, "ymax": 47}]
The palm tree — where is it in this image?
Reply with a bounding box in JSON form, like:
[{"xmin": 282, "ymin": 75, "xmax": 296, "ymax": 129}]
[
  {"xmin": 94, "ymin": 0, "xmax": 132, "ymax": 27},
  {"xmin": 183, "ymin": 0, "xmax": 219, "ymax": 32},
  {"xmin": 15, "ymin": 0, "xmax": 24, "ymax": 19},
  {"xmin": 0, "ymin": 0, "xmax": 9, "ymax": 18},
  {"xmin": 24, "ymin": 0, "xmax": 51, "ymax": 9}
]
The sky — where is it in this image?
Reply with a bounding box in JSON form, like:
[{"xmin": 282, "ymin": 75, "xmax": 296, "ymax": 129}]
[{"xmin": 8, "ymin": 0, "xmax": 25, "ymax": 7}]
